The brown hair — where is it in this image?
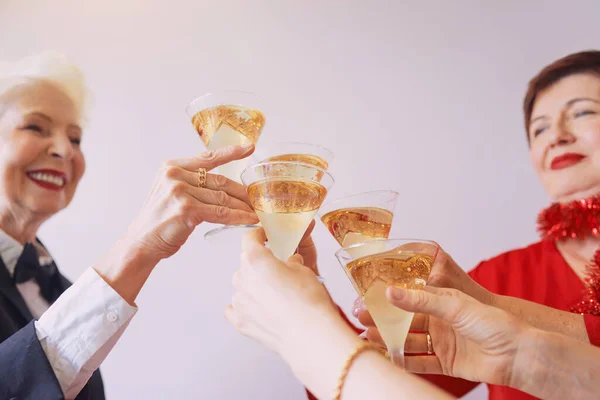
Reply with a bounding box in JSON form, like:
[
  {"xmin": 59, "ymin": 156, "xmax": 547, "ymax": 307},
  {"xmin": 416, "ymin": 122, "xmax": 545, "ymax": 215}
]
[{"xmin": 523, "ymin": 50, "xmax": 600, "ymax": 137}]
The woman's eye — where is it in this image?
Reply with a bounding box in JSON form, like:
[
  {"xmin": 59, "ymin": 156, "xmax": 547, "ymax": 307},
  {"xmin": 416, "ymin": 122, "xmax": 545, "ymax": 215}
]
[
  {"xmin": 574, "ymin": 110, "xmax": 596, "ymax": 118},
  {"xmin": 533, "ymin": 126, "xmax": 548, "ymax": 137},
  {"xmin": 25, "ymin": 124, "xmax": 43, "ymax": 132}
]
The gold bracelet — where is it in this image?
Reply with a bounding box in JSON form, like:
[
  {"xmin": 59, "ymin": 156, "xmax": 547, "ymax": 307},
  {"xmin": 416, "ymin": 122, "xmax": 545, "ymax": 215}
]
[{"xmin": 333, "ymin": 342, "xmax": 385, "ymax": 400}]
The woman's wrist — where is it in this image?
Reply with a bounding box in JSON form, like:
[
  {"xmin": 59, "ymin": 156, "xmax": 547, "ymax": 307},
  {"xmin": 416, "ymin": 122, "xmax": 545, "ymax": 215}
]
[
  {"xmin": 514, "ymin": 327, "xmax": 600, "ymax": 399},
  {"xmin": 279, "ymin": 307, "xmax": 363, "ymax": 396},
  {"xmin": 92, "ymin": 236, "xmax": 160, "ymax": 305},
  {"xmin": 509, "ymin": 327, "xmax": 591, "ymax": 399},
  {"xmin": 507, "ymin": 326, "xmax": 547, "ymax": 395},
  {"xmin": 280, "ymin": 307, "xmax": 360, "ymax": 363}
]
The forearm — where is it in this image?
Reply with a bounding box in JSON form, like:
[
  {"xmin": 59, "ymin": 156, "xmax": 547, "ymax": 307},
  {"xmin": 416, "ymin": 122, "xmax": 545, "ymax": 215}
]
[
  {"xmin": 92, "ymin": 236, "xmax": 160, "ymax": 305},
  {"xmin": 283, "ymin": 315, "xmax": 453, "ymax": 400},
  {"xmin": 492, "ymin": 294, "xmax": 589, "ymax": 342},
  {"xmin": 512, "ymin": 328, "xmax": 600, "ymax": 399}
]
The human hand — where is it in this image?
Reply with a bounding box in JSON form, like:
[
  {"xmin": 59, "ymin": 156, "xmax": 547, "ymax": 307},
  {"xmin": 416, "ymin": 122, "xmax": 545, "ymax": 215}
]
[
  {"xmin": 124, "ymin": 144, "xmax": 259, "ymax": 261},
  {"xmin": 225, "ymin": 228, "xmax": 340, "ymax": 359}
]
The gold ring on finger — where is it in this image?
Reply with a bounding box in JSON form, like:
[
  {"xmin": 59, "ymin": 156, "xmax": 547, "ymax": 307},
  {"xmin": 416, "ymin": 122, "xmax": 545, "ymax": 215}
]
[
  {"xmin": 197, "ymin": 167, "xmax": 207, "ymax": 188},
  {"xmin": 426, "ymin": 331, "xmax": 434, "ymax": 355}
]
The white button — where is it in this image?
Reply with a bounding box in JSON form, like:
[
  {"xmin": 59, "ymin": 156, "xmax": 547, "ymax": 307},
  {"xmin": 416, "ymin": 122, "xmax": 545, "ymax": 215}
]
[{"xmin": 106, "ymin": 311, "xmax": 118, "ymax": 323}]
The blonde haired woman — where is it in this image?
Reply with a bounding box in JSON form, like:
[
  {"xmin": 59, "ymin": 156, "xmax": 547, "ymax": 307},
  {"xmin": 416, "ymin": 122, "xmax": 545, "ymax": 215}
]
[{"xmin": 0, "ymin": 51, "xmax": 257, "ymax": 399}]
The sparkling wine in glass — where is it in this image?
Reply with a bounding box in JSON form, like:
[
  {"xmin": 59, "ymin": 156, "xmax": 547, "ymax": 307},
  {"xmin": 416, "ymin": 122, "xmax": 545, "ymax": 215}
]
[
  {"xmin": 319, "ymin": 190, "xmax": 398, "ymax": 258},
  {"xmin": 241, "ymin": 161, "xmax": 334, "ymax": 263},
  {"xmin": 186, "ymin": 90, "xmax": 267, "ymax": 182},
  {"xmin": 204, "ymin": 142, "xmax": 334, "ymax": 243},
  {"xmin": 335, "ymin": 239, "xmax": 439, "ymax": 368}
]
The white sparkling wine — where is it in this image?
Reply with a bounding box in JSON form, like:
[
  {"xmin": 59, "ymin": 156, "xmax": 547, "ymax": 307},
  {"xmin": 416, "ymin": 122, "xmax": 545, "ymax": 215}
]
[
  {"xmin": 364, "ymin": 280, "xmax": 414, "ymax": 352},
  {"xmin": 322, "ymin": 207, "xmax": 392, "ymax": 258},
  {"xmin": 256, "ymin": 210, "xmax": 318, "ymax": 260},
  {"xmin": 248, "ymin": 178, "xmax": 328, "ymax": 261},
  {"xmin": 347, "ymin": 251, "xmax": 433, "ymax": 363},
  {"xmin": 191, "ymin": 104, "xmax": 265, "ymax": 182}
]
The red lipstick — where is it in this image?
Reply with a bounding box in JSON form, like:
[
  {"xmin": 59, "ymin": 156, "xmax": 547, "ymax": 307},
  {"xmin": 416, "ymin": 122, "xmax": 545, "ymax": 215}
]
[
  {"xmin": 550, "ymin": 153, "xmax": 585, "ymax": 170},
  {"xmin": 26, "ymin": 169, "xmax": 67, "ymax": 191}
]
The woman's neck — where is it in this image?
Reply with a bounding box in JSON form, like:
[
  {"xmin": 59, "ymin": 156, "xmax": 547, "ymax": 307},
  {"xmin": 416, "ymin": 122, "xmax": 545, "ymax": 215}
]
[
  {"xmin": 555, "ymin": 185, "xmax": 600, "ymax": 204},
  {"xmin": 556, "ymin": 237, "xmax": 600, "ymax": 280},
  {"xmin": 561, "ymin": 237, "xmax": 600, "ymax": 259},
  {"xmin": 0, "ymin": 206, "xmax": 44, "ymax": 245}
]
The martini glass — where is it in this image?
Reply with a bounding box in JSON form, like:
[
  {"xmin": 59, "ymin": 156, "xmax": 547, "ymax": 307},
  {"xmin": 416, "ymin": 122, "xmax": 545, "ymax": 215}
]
[
  {"xmin": 185, "ymin": 90, "xmax": 267, "ymax": 182},
  {"xmin": 335, "ymin": 239, "xmax": 439, "ymax": 368},
  {"xmin": 241, "ymin": 161, "xmax": 334, "ymax": 265},
  {"xmin": 203, "ymin": 142, "xmax": 334, "ymax": 242},
  {"xmin": 252, "ymin": 141, "xmax": 334, "ymax": 170},
  {"xmin": 318, "ymin": 190, "xmax": 399, "ymax": 258}
]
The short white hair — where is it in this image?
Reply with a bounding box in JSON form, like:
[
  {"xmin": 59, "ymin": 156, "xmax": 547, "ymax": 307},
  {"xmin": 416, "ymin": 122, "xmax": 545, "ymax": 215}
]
[{"xmin": 0, "ymin": 51, "xmax": 92, "ymax": 123}]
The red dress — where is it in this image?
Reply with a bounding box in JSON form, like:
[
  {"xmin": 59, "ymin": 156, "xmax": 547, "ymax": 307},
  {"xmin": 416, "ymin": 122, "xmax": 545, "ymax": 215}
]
[{"xmin": 307, "ymin": 240, "xmax": 600, "ymax": 399}]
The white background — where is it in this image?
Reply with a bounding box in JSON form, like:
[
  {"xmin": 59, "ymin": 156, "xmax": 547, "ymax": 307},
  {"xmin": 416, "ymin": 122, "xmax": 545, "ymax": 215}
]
[{"xmin": 2, "ymin": 1, "xmax": 599, "ymax": 398}]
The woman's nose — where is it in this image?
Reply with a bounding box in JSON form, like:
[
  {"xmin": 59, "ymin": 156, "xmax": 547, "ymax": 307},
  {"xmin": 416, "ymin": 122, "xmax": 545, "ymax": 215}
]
[
  {"xmin": 48, "ymin": 134, "xmax": 74, "ymax": 160},
  {"xmin": 549, "ymin": 120, "xmax": 576, "ymax": 148}
]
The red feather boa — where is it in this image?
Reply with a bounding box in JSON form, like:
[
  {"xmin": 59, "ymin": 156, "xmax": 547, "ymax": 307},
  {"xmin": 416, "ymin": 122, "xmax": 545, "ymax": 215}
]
[{"xmin": 538, "ymin": 196, "xmax": 600, "ymax": 315}]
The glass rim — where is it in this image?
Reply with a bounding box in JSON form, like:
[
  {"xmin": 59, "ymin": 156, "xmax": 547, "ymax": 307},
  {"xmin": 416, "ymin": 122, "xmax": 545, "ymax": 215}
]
[
  {"xmin": 320, "ymin": 189, "xmax": 399, "ymax": 207},
  {"xmin": 334, "ymin": 238, "xmax": 440, "ymax": 260},
  {"xmin": 257, "ymin": 141, "xmax": 335, "ymax": 161},
  {"xmin": 185, "ymin": 90, "xmax": 269, "ymax": 116},
  {"xmin": 240, "ymin": 160, "xmax": 334, "ymax": 186}
]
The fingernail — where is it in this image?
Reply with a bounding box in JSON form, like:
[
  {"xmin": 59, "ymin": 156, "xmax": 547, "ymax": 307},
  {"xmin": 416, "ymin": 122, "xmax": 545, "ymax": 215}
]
[
  {"xmin": 353, "ymin": 297, "xmax": 364, "ymax": 308},
  {"xmin": 352, "ymin": 298, "xmax": 366, "ymax": 317},
  {"xmin": 241, "ymin": 143, "xmax": 254, "ymax": 150},
  {"xmin": 389, "ymin": 286, "xmax": 406, "ymax": 301}
]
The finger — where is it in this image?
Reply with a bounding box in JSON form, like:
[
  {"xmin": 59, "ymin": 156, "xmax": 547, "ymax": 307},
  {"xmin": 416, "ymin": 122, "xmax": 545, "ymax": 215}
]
[
  {"xmin": 352, "ymin": 297, "xmax": 366, "ymax": 317},
  {"xmin": 180, "ymin": 185, "xmax": 254, "ymax": 213},
  {"xmin": 224, "ymin": 304, "xmax": 241, "ymax": 329},
  {"xmin": 232, "ymin": 268, "xmax": 243, "ymax": 289},
  {"xmin": 357, "ymin": 310, "xmax": 375, "ymax": 327},
  {"xmin": 170, "ymin": 144, "xmax": 255, "ymax": 172},
  {"xmin": 404, "ymin": 332, "xmax": 429, "ymax": 354},
  {"xmin": 288, "ymin": 253, "xmax": 304, "ymax": 265},
  {"xmin": 204, "ymin": 173, "xmax": 254, "ymax": 208},
  {"xmin": 404, "ymin": 355, "xmax": 443, "ymax": 375},
  {"xmin": 387, "ymin": 286, "xmax": 463, "ymax": 324},
  {"xmin": 297, "ymin": 229, "xmax": 316, "ymax": 254},
  {"xmin": 241, "ymin": 227, "xmax": 268, "ymax": 253},
  {"xmin": 409, "ymin": 313, "xmax": 429, "ymax": 332},
  {"xmin": 365, "ymin": 328, "xmax": 385, "ymax": 346},
  {"xmin": 167, "ymin": 166, "xmax": 253, "ymax": 208},
  {"xmin": 192, "ymin": 201, "xmax": 259, "ymax": 225},
  {"xmin": 427, "ymin": 250, "xmax": 453, "ymax": 288},
  {"xmin": 240, "ymin": 228, "xmax": 286, "ymax": 272}
]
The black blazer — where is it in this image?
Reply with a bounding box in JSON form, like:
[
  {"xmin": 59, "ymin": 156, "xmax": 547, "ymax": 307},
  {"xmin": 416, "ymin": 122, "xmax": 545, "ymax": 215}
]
[{"xmin": 0, "ymin": 256, "xmax": 105, "ymax": 400}]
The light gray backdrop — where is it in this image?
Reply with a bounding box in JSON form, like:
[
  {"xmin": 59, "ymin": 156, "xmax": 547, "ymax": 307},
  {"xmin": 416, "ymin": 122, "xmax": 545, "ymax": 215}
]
[{"xmin": 2, "ymin": 1, "xmax": 598, "ymax": 398}]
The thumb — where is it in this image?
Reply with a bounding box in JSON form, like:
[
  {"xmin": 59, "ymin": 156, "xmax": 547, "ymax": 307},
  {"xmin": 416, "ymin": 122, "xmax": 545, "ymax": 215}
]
[
  {"xmin": 288, "ymin": 253, "xmax": 304, "ymax": 266},
  {"xmin": 386, "ymin": 286, "xmax": 463, "ymax": 324}
]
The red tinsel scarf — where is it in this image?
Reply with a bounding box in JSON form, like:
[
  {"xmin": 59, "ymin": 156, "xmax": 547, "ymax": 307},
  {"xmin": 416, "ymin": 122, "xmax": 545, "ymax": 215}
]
[{"xmin": 537, "ymin": 196, "xmax": 600, "ymax": 315}]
